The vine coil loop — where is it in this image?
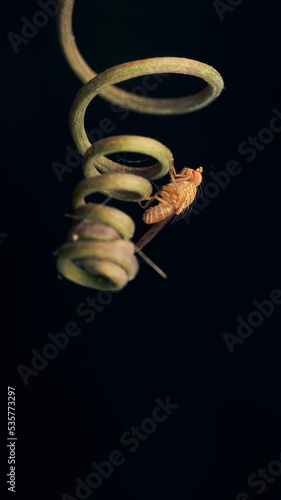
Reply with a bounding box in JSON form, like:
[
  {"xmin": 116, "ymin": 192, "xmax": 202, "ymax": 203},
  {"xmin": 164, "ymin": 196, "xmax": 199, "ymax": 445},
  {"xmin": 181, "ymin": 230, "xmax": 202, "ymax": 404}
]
[{"xmin": 55, "ymin": 0, "xmax": 224, "ymax": 290}]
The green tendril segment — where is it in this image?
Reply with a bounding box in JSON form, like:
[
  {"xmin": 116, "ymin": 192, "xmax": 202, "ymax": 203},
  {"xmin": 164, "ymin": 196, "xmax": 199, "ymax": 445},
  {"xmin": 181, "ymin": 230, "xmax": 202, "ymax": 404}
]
[
  {"xmin": 56, "ymin": 240, "xmax": 138, "ymax": 291},
  {"xmin": 72, "ymin": 173, "xmax": 153, "ymax": 208},
  {"xmin": 57, "ymin": 0, "xmax": 224, "ymax": 114},
  {"xmin": 55, "ymin": 0, "xmax": 224, "ymax": 290},
  {"xmin": 81, "ymin": 135, "xmax": 174, "ymax": 182}
]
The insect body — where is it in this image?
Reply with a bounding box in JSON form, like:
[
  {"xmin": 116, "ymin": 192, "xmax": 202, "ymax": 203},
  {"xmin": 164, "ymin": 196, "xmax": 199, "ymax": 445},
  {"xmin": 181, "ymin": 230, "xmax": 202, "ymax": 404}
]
[
  {"xmin": 136, "ymin": 166, "xmax": 203, "ymax": 250},
  {"xmin": 142, "ymin": 166, "xmax": 203, "ymax": 224}
]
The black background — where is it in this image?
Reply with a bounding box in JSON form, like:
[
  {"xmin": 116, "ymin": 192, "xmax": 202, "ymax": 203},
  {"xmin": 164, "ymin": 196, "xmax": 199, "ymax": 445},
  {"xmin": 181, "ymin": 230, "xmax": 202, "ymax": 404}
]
[{"xmin": 2, "ymin": 0, "xmax": 281, "ymax": 499}]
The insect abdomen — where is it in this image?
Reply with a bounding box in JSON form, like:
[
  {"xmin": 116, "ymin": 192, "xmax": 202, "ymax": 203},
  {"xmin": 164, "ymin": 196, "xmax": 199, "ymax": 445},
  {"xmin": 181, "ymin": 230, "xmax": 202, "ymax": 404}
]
[{"xmin": 143, "ymin": 204, "xmax": 174, "ymax": 224}]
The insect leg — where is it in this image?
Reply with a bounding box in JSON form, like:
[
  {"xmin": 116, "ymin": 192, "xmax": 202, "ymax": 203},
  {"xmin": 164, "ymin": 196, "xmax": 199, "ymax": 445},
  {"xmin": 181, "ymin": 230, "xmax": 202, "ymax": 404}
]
[
  {"xmin": 168, "ymin": 162, "xmax": 178, "ymax": 187},
  {"xmin": 138, "ymin": 193, "xmax": 166, "ymax": 209},
  {"xmin": 175, "ymin": 199, "xmax": 189, "ymax": 215},
  {"xmin": 174, "ymin": 174, "xmax": 192, "ymax": 181},
  {"xmin": 139, "ymin": 191, "xmax": 174, "ymax": 209},
  {"xmin": 138, "ymin": 181, "xmax": 161, "ymax": 209},
  {"xmin": 138, "ymin": 198, "xmax": 155, "ymax": 209}
]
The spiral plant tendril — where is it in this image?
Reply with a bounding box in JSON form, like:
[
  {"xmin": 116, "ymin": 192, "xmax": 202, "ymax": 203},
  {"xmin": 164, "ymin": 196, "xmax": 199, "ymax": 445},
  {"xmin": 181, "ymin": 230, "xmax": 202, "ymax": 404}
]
[{"xmin": 55, "ymin": 0, "xmax": 224, "ymax": 291}]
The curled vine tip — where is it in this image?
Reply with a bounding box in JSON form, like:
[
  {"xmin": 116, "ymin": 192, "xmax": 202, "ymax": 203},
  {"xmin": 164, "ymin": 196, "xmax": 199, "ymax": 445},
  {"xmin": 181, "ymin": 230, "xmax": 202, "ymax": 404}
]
[{"xmin": 55, "ymin": 0, "xmax": 224, "ymax": 290}]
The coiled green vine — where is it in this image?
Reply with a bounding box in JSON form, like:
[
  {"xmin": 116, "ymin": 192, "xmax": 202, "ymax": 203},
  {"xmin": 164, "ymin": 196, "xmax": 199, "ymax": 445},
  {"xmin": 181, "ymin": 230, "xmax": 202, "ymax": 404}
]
[{"xmin": 55, "ymin": 0, "xmax": 224, "ymax": 290}]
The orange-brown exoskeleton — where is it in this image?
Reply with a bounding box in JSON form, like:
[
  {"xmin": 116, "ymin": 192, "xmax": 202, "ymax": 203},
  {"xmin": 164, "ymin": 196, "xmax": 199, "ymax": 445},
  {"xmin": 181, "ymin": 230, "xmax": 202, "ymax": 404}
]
[{"xmin": 136, "ymin": 165, "xmax": 203, "ymax": 250}]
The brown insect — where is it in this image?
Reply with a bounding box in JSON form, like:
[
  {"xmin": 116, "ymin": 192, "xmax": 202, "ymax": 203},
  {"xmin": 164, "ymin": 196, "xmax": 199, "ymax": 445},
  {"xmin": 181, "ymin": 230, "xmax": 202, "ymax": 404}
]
[{"xmin": 135, "ymin": 165, "xmax": 203, "ymax": 250}]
